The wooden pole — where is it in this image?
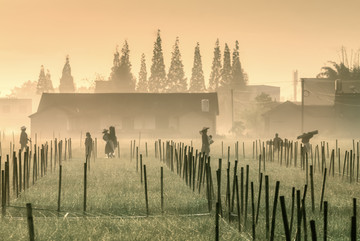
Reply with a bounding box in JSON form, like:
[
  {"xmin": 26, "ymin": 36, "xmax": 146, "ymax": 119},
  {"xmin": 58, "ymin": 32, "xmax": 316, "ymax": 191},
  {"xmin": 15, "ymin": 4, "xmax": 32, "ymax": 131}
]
[
  {"xmin": 57, "ymin": 165, "xmax": 62, "ymax": 212},
  {"xmin": 270, "ymin": 181, "xmax": 280, "ymax": 241},
  {"xmin": 83, "ymin": 162, "xmax": 87, "ymax": 212},
  {"xmin": 161, "ymin": 167, "xmax": 164, "ymax": 214},
  {"xmin": 280, "ymin": 196, "xmax": 291, "ymax": 241},
  {"xmin": 144, "ymin": 165, "xmax": 149, "ymax": 216},
  {"xmin": 26, "ymin": 203, "xmax": 35, "ymax": 241}
]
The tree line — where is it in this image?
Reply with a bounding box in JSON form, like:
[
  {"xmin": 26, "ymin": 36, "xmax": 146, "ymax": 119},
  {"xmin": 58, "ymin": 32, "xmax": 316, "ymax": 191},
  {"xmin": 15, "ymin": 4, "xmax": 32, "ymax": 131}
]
[{"xmin": 32, "ymin": 29, "xmax": 247, "ymax": 95}]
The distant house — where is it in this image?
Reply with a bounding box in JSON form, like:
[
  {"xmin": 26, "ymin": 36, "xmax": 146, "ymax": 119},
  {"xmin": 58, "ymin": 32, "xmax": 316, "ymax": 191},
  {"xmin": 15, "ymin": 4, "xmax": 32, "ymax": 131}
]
[
  {"xmin": 334, "ymin": 93, "xmax": 360, "ymax": 136},
  {"xmin": 0, "ymin": 98, "xmax": 32, "ymax": 133},
  {"xmin": 30, "ymin": 93, "xmax": 219, "ymax": 138},
  {"xmin": 302, "ymin": 78, "xmax": 360, "ymax": 105},
  {"xmin": 262, "ymin": 101, "xmax": 335, "ymax": 137}
]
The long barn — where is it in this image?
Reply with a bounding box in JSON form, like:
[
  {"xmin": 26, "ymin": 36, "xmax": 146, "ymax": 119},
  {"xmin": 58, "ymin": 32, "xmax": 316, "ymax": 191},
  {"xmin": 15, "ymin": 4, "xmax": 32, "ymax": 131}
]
[{"xmin": 30, "ymin": 92, "xmax": 219, "ymax": 139}]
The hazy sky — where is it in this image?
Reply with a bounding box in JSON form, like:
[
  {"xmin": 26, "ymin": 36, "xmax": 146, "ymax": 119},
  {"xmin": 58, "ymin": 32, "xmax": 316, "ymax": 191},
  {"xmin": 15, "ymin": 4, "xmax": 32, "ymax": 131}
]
[{"xmin": 1, "ymin": 0, "xmax": 360, "ymax": 99}]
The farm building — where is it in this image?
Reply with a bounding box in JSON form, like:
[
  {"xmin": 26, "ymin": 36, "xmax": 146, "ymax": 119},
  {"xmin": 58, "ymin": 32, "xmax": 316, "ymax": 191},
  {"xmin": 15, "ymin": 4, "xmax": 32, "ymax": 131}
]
[
  {"xmin": 262, "ymin": 101, "xmax": 335, "ymax": 137},
  {"xmin": 29, "ymin": 92, "xmax": 219, "ymax": 138}
]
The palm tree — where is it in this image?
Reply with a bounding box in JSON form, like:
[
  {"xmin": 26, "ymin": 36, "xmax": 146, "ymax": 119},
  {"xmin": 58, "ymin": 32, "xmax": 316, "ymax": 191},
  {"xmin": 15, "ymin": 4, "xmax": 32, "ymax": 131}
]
[{"xmin": 317, "ymin": 47, "xmax": 360, "ymax": 80}]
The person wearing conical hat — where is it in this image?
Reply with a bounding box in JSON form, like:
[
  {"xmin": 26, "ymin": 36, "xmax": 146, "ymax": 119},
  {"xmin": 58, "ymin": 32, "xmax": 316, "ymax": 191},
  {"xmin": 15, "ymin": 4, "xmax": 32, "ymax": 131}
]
[
  {"xmin": 102, "ymin": 129, "xmax": 114, "ymax": 158},
  {"xmin": 20, "ymin": 126, "xmax": 29, "ymax": 151},
  {"xmin": 200, "ymin": 127, "xmax": 210, "ymax": 156}
]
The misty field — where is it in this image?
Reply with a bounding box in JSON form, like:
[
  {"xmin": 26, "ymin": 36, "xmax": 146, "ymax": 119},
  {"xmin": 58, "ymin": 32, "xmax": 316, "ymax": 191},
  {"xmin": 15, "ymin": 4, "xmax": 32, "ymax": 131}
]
[{"xmin": 0, "ymin": 138, "xmax": 358, "ymax": 240}]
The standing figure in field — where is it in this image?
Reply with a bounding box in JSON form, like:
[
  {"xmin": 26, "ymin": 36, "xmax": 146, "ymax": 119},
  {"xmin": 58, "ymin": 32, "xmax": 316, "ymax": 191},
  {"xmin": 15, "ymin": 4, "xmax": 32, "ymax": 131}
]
[
  {"xmin": 297, "ymin": 130, "xmax": 318, "ymax": 153},
  {"xmin": 102, "ymin": 129, "xmax": 114, "ymax": 158},
  {"xmin": 273, "ymin": 133, "xmax": 283, "ymax": 152},
  {"xmin": 109, "ymin": 126, "xmax": 117, "ymax": 154},
  {"xmin": 85, "ymin": 132, "xmax": 93, "ymax": 160},
  {"xmin": 20, "ymin": 126, "xmax": 30, "ymax": 151},
  {"xmin": 200, "ymin": 127, "xmax": 210, "ymax": 156}
]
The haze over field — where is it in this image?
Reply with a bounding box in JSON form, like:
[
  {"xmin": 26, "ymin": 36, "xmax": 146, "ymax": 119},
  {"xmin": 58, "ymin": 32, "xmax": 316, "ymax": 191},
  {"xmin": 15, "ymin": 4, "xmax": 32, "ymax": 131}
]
[{"xmin": 1, "ymin": 0, "xmax": 360, "ymax": 99}]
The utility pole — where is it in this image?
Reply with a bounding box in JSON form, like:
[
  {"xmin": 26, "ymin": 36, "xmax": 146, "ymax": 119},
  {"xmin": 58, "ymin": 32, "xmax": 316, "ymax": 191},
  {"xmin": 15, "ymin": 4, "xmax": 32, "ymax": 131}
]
[{"xmin": 301, "ymin": 78, "xmax": 304, "ymax": 133}]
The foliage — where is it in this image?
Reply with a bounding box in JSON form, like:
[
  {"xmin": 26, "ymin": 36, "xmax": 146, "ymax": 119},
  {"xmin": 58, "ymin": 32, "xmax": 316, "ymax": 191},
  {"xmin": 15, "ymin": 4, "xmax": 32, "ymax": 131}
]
[
  {"xmin": 241, "ymin": 92, "xmax": 274, "ymax": 135},
  {"xmin": 8, "ymin": 80, "xmax": 37, "ymax": 98},
  {"xmin": 166, "ymin": 37, "xmax": 187, "ymax": 92},
  {"xmin": 109, "ymin": 42, "xmax": 136, "ymax": 92},
  {"xmin": 219, "ymin": 43, "xmax": 232, "ymax": 89},
  {"xmin": 149, "ymin": 30, "xmax": 167, "ymax": 92},
  {"xmin": 231, "ymin": 40, "xmax": 247, "ymax": 89},
  {"xmin": 208, "ymin": 39, "xmax": 222, "ymax": 91},
  {"xmin": 189, "ymin": 42, "xmax": 206, "ymax": 92},
  {"xmin": 36, "ymin": 65, "xmax": 54, "ymax": 94},
  {"xmin": 59, "ymin": 56, "xmax": 76, "ymax": 93},
  {"xmin": 136, "ymin": 53, "xmax": 148, "ymax": 92},
  {"xmin": 317, "ymin": 47, "xmax": 360, "ymax": 79}
]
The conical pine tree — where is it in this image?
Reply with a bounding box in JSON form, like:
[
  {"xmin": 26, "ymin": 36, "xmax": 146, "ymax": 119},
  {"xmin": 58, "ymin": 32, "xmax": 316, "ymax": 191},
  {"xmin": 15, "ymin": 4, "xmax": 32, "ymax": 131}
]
[
  {"xmin": 208, "ymin": 39, "xmax": 222, "ymax": 91},
  {"xmin": 45, "ymin": 69, "xmax": 54, "ymax": 92},
  {"xmin": 166, "ymin": 37, "xmax": 187, "ymax": 92},
  {"xmin": 189, "ymin": 43, "xmax": 206, "ymax": 92},
  {"xmin": 137, "ymin": 54, "xmax": 148, "ymax": 92},
  {"xmin": 59, "ymin": 56, "xmax": 75, "ymax": 93},
  {"xmin": 148, "ymin": 29, "xmax": 166, "ymax": 92},
  {"xmin": 231, "ymin": 40, "xmax": 246, "ymax": 89},
  {"xmin": 116, "ymin": 41, "xmax": 135, "ymax": 92},
  {"xmin": 36, "ymin": 65, "xmax": 48, "ymax": 94},
  {"xmin": 219, "ymin": 43, "xmax": 232, "ymax": 89},
  {"xmin": 109, "ymin": 45, "xmax": 121, "ymax": 84}
]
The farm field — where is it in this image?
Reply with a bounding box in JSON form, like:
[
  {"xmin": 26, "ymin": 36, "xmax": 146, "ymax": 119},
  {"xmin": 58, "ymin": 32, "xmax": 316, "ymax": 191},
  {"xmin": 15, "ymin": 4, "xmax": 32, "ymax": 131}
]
[{"xmin": 0, "ymin": 138, "xmax": 358, "ymax": 240}]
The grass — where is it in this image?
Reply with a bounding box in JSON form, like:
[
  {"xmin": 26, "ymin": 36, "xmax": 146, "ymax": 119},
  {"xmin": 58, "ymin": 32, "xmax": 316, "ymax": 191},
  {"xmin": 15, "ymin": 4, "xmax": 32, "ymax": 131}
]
[{"xmin": 0, "ymin": 138, "xmax": 359, "ymax": 240}]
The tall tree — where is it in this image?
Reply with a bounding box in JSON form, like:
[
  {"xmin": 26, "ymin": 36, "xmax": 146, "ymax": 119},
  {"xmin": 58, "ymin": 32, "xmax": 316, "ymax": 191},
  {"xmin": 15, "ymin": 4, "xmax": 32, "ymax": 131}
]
[
  {"xmin": 317, "ymin": 47, "xmax": 360, "ymax": 79},
  {"xmin": 109, "ymin": 45, "xmax": 121, "ymax": 84},
  {"xmin": 148, "ymin": 29, "xmax": 166, "ymax": 92},
  {"xmin": 166, "ymin": 37, "xmax": 187, "ymax": 92},
  {"xmin": 45, "ymin": 69, "xmax": 54, "ymax": 92},
  {"xmin": 116, "ymin": 41, "xmax": 135, "ymax": 92},
  {"xmin": 137, "ymin": 53, "xmax": 148, "ymax": 92},
  {"xmin": 231, "ymin": 40, "xmax": 247, "ymax": 89},
  {"xmin": 59, "ymin": 56, "xmax": 75, "ymax": 93},
  {"xmin": 36, "ymin": 65, "xmax": 53, "ymax": 94},
  {"xmin": 219, "ymin": 43, "xmax": 232, "ymax": 89},
  {"xmin": 208, "ymin": 39, "xmax": 222, "ymax": 91},
  {"xmin": 189, "ymin": 43, "xmax": 206, "ymax": 92}
]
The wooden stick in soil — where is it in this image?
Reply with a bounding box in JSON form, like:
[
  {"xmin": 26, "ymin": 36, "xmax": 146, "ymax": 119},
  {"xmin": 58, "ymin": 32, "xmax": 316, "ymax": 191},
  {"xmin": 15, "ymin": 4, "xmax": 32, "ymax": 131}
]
[
  {"xmin": 244, "ymin": 165, "xmax": 249, "ymax": 229},
  {"xmin": 310, "ymin": 165, "xmax": 315, "ymax": 213},
  {"xmin": 270, "ymin": 181, "xmax": 280, "ymax": 241},
  {"xmin": 26, "ymin": 203, "xmax": 35, "ymax": 241},
  {"xmin": 289, "ymin": 187, "xmax": 295, "ymax": 235},
  {"xmin": 320, "ymin": 168, "xmax": 327, "ymax": 212},
  {"xmin": 255, "ymin": 172, "xmax": 263, "ymax": 225},
  {"xmin": 57, "ymin": 165, "xmax": 62, "ymax": 212},
  {"xmin": 310, "ymin": 220, "xmax": 317, "ymax": 241},
  {"xmin": 280, "ymin": 196, "xmax": 291, "ymax": 241},
  {"xmin": 265, "ymin": 175, "xmax": 270, "ymax": 239},
  {"xmin": 161, "ymin": 167, "xmax": 164, "ymax": 214},
  {"xmin": 324, "ymin": 201, "xmax": 328, "ymax": 241},
  {"xmin": 144, "ymin": 165, "xmax": 149, "ymax": 216},
  {"xmin": 83, "ymin": 162, "xmax": 87, "ymax": 212},
  {"xmin": 235, "ymin": 174, "xmax": 241, "ymax": 232},
  {"xmin": 251, "ymin": 182, "xmax": 256, "ymax": 240}
]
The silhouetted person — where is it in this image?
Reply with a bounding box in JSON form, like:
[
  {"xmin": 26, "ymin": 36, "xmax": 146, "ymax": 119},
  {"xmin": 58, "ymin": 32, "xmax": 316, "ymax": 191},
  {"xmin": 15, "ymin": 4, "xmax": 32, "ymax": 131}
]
[
  {"xmin": 297, "ymin": 130, "xmax": 318, "ymax": 153},
  {"xmin": 85, "ymin": 132, "xmax": 93, "ymax": 160},
  {"xmin": 103, "ymin": 129, "xmax": 114, "ymax": 158},
  {"xmin": 20, "ymin": 126, "xmax": 30, "ymax": 151},
  {"xmin": 273, "ymin": 133, "xmax": 283, "ymax": 151},
  {"xmin": 200, "ymin": 127, "xmax": 210, "ymax": 156},
  {"xmin": 109, "ymin": 126, "xmax": 117, "ymax": 151}
]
